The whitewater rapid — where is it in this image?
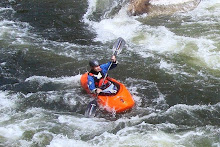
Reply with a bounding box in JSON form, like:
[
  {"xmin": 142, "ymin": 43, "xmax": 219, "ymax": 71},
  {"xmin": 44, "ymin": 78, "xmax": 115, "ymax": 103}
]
[
  {"xmin": 0, "ymin": 0, "xmax": 219, "ymax": 146},
  {"xmin": 84, "ymin": 0, "xmax": 220, "ymax": 71}
]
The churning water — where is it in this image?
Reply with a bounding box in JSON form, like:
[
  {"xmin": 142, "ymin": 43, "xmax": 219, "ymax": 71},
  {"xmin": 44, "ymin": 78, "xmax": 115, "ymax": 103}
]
[{"xmin": 0, "ymin": 0, "xmax": 219, "ymax": 146}]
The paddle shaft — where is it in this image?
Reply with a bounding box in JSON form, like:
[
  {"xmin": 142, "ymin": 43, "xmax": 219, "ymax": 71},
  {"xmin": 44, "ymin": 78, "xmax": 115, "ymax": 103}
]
[{"xmin": 101, "ymin": 39, "xmax": 123, "ymax": 86}]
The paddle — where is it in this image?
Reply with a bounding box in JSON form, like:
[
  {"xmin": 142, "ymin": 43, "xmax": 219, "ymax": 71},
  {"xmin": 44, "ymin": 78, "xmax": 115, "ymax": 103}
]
[
  {"xmin": 84, "ymin": 99, "xmax": 98, "ymax": 117},
  {"xmin": 85, "ymin": 37, "xmax": 126, "ymax": 117},
  {"xmin": 101, "ymin": 37, "xmax": 125, "ymax": 86}
]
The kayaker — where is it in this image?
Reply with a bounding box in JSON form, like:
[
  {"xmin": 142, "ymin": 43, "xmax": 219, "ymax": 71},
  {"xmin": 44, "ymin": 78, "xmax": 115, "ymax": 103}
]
[{"xmin": 88, "ymin": 55, "xmax": 118, "ymax": 94}]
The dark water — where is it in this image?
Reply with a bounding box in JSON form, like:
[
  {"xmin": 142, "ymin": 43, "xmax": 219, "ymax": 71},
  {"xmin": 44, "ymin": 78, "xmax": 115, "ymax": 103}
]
[{"xmin": 0, "ymin": 0, "xmax": 219, "ymax": 146}]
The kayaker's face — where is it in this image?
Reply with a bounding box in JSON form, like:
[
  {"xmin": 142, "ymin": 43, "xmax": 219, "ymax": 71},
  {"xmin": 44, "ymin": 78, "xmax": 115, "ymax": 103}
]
[{"xmin": 93, "ymin": 65, "xmax": 101, "ymax": 72}]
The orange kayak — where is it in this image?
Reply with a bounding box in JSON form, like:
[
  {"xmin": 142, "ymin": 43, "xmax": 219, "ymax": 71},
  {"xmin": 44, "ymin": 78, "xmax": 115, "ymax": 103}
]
[{"xmin": 80, "ymin": 72, "xmax": 135, "ymax": 113}]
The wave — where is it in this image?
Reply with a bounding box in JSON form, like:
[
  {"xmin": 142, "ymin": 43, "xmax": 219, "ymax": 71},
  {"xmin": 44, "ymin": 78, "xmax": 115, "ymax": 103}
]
[{"xmin": 83, "ymin": 0, "xmax": 220, "ymax": 72}]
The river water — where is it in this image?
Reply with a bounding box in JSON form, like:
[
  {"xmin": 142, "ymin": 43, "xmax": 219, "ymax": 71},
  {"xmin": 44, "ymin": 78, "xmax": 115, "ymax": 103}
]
[{"xmin": 0, "ymin": 0, "xmax": 219, "ymax": 146}]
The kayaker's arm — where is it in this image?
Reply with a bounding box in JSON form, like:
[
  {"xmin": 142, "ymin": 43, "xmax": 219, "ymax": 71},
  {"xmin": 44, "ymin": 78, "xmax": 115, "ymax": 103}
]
[
  {"xmin": 110, "ymin": 55, "xmax": 118, "ymax": 70},
  {"xmin": 100, "ymin": 55, "xmax": 118, "ymax": 74},
  {"xmin": 88, "ymin": 75, "xmax": 103, "ymax": 94},
  {"xmin": 87, "ymin": 75, "xmax": 96, "ymax": 93},
  {"xmin": 111, "ymin": 55, "xmax": 116, "ymax": 62}
]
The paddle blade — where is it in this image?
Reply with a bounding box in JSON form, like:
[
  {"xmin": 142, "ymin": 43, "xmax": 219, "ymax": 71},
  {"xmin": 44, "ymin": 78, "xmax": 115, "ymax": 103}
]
[
  {"xmin": 85, "ymin": 100, "xmax": 98, "ymax": 117},
  {"xmin": 112, "ymin": 37, "xmax": 126, "ymax": 56}
]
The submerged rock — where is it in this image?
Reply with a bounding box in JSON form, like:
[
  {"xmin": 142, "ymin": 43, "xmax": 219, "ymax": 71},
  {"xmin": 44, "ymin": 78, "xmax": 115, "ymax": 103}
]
[{"xmin": 128, "ymin": 0, "xmax": 201, "ymax": 16}]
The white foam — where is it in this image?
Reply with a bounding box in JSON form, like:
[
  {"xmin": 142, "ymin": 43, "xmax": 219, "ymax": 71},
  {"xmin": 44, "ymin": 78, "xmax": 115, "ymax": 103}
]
[
  {"xmin": 178, "ymin": 1, "xmax": 220, "ymax": 70},
  {"xmin": 93, "ymin": 9, "xmax": 141, "ymax": 42},
  {"xmin": 0, "ymin": 19, "xmax": 31, "ymax": 45},
  {"xmin": 90, "ymin": 127, "xmax": 181, "ymax": 147},
  {"xmin": 0, "ymin": 6, "xmax": 14, "ymax": 14},
  {"xmin": 150, "ymin": 0, "xmax": 196, "ymax": 5},
  {"xmin": 184, "ymin": 0, "xmax": 220, "ymax": 19},
  {"xmin": 25, "ymin": 74, "xmax": 82, "ymax": 87},
  {"xmin": 0, "ymin": 91, "xmax": 16, "ymax": 111},
  {"xmin": 48, "ymin": 135, "xmax": 93, "ymax": 147},
  {"xmin": 0, "ymin": 91, "xmax": 24, "ymax": 140},
  {"xmin": 176, "ymin": 130, "xmax": 204, "ymax": 138},
  {"xmin": 83, "ymin": 0, "xmax": 141, "ymax": 42},
  {"xmin": 58, "ymin": 115, "xmax": 113, "ymax": 134},
  {"xmin": 0, "ymin": 125, "xmax": 23, "ymax": 140},
  {"xmin": 165, "ymin": 103, "xmax": 219, "ymax": 117}
]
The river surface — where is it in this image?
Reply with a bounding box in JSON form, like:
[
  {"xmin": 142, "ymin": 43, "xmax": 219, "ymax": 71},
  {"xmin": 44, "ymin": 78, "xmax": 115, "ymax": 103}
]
[{"xmin": 0, "ymin": 0, "xmax": 219, "ymax": 146}]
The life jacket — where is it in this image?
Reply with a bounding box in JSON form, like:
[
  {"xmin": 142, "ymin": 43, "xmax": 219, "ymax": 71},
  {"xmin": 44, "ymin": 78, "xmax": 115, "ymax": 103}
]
[{"xmin": 88, "ymin": 71, "xmax": 111, "ymax": 89}]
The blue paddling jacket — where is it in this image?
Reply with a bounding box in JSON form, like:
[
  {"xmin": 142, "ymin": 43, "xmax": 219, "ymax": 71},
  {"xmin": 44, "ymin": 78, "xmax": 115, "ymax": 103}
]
[{"xmin": 88, "ymin": 61, "xmax": 117, "ymax": 93}]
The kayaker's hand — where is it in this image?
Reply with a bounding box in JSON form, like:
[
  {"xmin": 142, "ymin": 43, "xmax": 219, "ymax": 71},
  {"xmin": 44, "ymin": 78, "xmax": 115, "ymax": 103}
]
[
  {"xmin": 111, "ymin": 55, "xmax": 116, "ymax": 63},
  {"xmin": 96, "ymin": 88, "xmax": 102, "ymax": 94}
]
